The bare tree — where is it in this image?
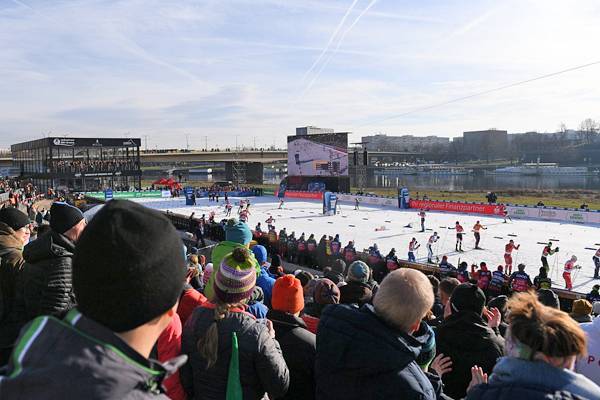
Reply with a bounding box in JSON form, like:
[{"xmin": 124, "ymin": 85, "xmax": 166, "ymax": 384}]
[{"xmin": 579, "ymin": 118, "xmax": 599, "ymax": 145}]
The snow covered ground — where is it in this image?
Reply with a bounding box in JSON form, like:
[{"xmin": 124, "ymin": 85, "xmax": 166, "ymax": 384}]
[{"xmin": 132, "ymin": 196, "xmax": 600, "ymax": 293}]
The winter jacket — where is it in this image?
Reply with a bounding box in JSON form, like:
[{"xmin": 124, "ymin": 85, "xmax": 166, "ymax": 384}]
[
  {"xmin": 180, "ymin": 304, "xmax": 289, "ymax": 400},
  {"xmin": 339, "ymin": 281, "xmax": 373, "ymax": 306},
  {"xmin": 0, "ymin": 222, "xmax": 25, "ymax": 352},
  {"xmin": 468, "ymin": 357, "xmax": 600, "ymax": 400},
  {"xmin": 177, "ymin": 284, "xmax": 207, "ymax": 326},
  {"xmin": 267, "ymin": 309, "xmax": 316, "ymax": 400},
  {"xmin": 204, "ymin": 241, "xmax": 260, "ymax": 301},
  {"xmin": 157, "ymin": 313, "xmax": 187, "ymax": 400},
  {"xmin": 576, "ymin": 317, "xmax": 600, "ymax": 386},
  {"xmin": 315, "ymin": 304, "xmax": 446, "ymax": 400},
  {"xmin": 434, "ymin": 311, "xmax": 505, "ymax": 399},
  {"xmin": 21, "ymin": 230, "xmax": 76, "ymax": 319},
  {"xmin": 256, "ymin": 267, "xmax": 275, "ymax": 308},
  {"xmin": 0, "ymin": 309, "xmax": 177, "ymax": 399}
]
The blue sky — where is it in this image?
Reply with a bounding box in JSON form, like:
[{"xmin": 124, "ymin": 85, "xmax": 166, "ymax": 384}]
[{"xmin": 1, "ymin": 0, "xmax": 600, "ymax": 149}]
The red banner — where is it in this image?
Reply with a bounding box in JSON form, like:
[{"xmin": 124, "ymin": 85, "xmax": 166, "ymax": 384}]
[
  {"xmin": 409, "ymin": 200, "xmax": 505, "ymax": 216},
  {"xmin": 284, "ymin": 190, "xmax": 324, "ymax": 200}
]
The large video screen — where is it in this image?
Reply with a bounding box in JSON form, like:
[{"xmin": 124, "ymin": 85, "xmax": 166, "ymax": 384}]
[{"xmin": 287, "ymin": 133, "xmax": 348, "ymax": 177}]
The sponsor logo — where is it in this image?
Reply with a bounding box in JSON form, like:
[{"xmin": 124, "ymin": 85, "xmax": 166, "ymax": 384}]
[
  {"xmin": 568, "ymin": 213, "xmax": 585, "ymax": 223},
  {"xmin": 52, "ymin": 138, "xmax": 75, "ymax": 147}
]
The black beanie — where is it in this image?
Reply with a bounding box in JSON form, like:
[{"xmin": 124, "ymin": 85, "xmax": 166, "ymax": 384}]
[
  {"xmin": 73, "ymin": 200, "xmax": 186, "ymax": 332},
  {"xmin": 450, "ymin": 283, "xmax": 486, "ymax": 315},
  {"xmin": 50, "ymin": 202, "xmax": 84, "ymax": 234},
  {"xmin": 0, "ymin": 207, "xmax": 30, "ymax": 231}
]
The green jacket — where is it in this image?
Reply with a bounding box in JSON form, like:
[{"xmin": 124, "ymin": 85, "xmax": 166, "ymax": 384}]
[{"xmin": 204, "ymin": 241, "xmax": 261, "ymax": 301}]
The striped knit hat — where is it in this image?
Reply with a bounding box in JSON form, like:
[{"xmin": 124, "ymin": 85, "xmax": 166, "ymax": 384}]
[{"xmin": 214, "ymin": 247, "xmax": 257, "ymax": 304}]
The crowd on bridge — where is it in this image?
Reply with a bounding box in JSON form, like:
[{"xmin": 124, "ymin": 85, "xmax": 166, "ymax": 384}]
[{"xmin": 0, "ymin": 179, "xmax": 598, "ymax": 399}]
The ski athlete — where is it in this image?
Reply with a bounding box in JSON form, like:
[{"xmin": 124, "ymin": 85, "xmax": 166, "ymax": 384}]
[
  {"xmin": 237, "ymin": 200, "xmax": 245, "ymax": 215},
  {"xmin": 533, "ymin": 266, "xmax": 552, "ymax": 290},
  {"xmin": 225, "ymin": 201, "xmax": 233, "ymax": 217},
  {"xmin": 408, "ymin": 238, "xmax": 420, "ymax": 263},
  {"xmin": 354, "ymin": 198, "xmax": 360, "ymax": 210},
  {"xmin": 541, "ymin": 242, "xmax": 559, "ymax": 271},
  {"xmin": 386, "ymin": 248, "xmax": 400, "ymax": 272},
  {"xmin": 330, "ymin": 234, "xmax": 341, "ymax": 259},
  {"xmin": 255, "ymin": 222, "xmax": 263, "ymax": 234},
  {"xmin": 439, "ymin": 256, "xmax": 457, "ymax": 278},
  {"xmin": 455, "ymin": 221, "xmax": 464, "ymax": 252},
  {"xmin": 502, "ymin": 208, "xmax": 512, "ymax": 223},
  {"xmin": 418, "ymin": 209, "xmax": 426, "ymax": 232},
  {"xmin": 472, "ymin": 221, "xmax": 487, "ymax": 249},
  {"xmin": 456, "ymin": 262, "xmax": 469, "ymax": 283},
  {"xmin": 487, "ymin": 265, "xmax": 508, "ymax": 296},
  {"xmin": 504, "ymin": 240, "xmax": 520, "ymax": 275},
  {"xmin": 368, "ymin": 243, "xmax": 383, "ymax": 266},
  {"xmin": 245, "ymin": 199, "xmax": 251, "ymax": 212},
  {"xmin": 224, "ymin": 192, "xmax": 228, "ymax": 202},
  {"xmin": 215, "ymin": 193, "xmax": 219, "ymax": 203},
  {"xmin": 563, "ymin": 255, "xmax": 580, "ymax": 291},
  {"xmin": 239, "ymin": 208, "xmax": 250, "ymax": 223},
  {"xmin": 265, "ymin": 216, "xmax": 275, "ymax": 230},
  {"xmin": 593, "ymin": 248, "xmax": 600, "ymax": 279},
  {"xmin": 278, "ymin": 198, "xmax": 285, "ymax": 209},
  {"xmin": 508, "ymin": 264, "xmax": 532, "ymax": 292},
  {"xmin": 427, "ymin": 232, "xmax": 439, "ymax": 264},
  {"xmin": 208, "ymin": 211, "xmax": 216, "ymax": 224},
  {"xmin": 477, "ymin": 262, "xmax": 492, "ymax": 291},
  {"xmin": 344, "ymin": 241, "xmax": 357, "ymax": 264}
]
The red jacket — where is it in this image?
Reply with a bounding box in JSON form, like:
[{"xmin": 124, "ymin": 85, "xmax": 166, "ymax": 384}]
[
  {"xmin": 177, "ymin": 286, "xmax": 207, "ymax": 326},
  {"xmin": 157, "ymin": 314, "xmax": 186, "ymax": 400}
]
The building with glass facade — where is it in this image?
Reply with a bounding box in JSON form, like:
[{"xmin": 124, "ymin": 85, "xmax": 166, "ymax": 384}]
[{"xmin": 11, "ymin": 137, "xmax": 141, "ymax": 191}]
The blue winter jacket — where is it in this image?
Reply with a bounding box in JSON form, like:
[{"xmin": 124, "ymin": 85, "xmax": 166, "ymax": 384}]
[
  {"xmin": 256, "ymin": 266, "xmax": 275, "ymax": 308},
  {"xmin": 315, "ymin": 304, "xmax": 447, "ymax": 400},
  {"xmin": 467, "ymin": 357, "xmax": 600, "ymax": 400}
]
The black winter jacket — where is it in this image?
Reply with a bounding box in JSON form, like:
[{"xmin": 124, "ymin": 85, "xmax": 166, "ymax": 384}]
[
  {"xmin": 0, "ymin": 223, "xmax": 25, "ymax": 351},
  {"xmin": 339, "ymin": 281, "xmax": 373, "ymax": 306},
  {"xmin": 181, "ymin": 305, "xmax": 289, "ymax": 400},
  {"xmin": 315, "ymin": 304, "xmax": 447, "ymax": 400},
  {"xmin": 21, "ymin": 230, "xmax": 76, "ymax": 319},
  {"xmin": 267, "ymin": 309, "xmax": 316, "ymax": 400},
  {"xmin": 0, "ymin": 309, "xmax": 177, "ymax": 399},
  {"xmin": 434, "ymin": 311, "xmax": 505, "ymax": 399}
]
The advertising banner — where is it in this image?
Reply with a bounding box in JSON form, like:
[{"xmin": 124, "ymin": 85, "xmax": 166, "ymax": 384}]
[
  {"xmin": 507, "ymin": 205, "xmax": 600, "ymax": 225},
  {"xmin": 284, "ymin": 190, "xmax": 324, "ymax": 200},
  {"xmin": 287, "ymin": 132, "xmax": 348, "ymax": 177},
  {"xmin": 409, "ymin": 200, "xmax": 505, "ymax": 216},
  {"xmin": 334, "ymin": 193, "xmax": 397, "ymax": 208}
]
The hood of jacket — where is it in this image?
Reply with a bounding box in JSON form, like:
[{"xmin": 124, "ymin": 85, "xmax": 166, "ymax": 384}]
[
  {"xmin": 23, "ymin": 230, "xmax": 75, "ymax": 264},
  {"xmin": 0, "ymin": 222, "xmax": 24, "ymax": 253},
  {"xmin": 489, "ymin": 357, "xmax": 600, "ymax": 400},
  {"xmin": 0, "ymin": 309, "xmax": 176, "ymax": 399},
  {"xmin": 317, "ymin": 304, "xmax": 421, "ymax": 374},
  {"xmin": 267, "ymin": 309, "xmax": 308, "ymax": 336},
  {"xmin": 339, "ymin": 281, "xmax": 373, "ymax": 306}
]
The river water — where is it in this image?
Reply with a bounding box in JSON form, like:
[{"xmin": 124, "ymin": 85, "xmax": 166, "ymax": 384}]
[{"xmin": 178, "ymin": 171, "xmax": 600, "ymax": 191}]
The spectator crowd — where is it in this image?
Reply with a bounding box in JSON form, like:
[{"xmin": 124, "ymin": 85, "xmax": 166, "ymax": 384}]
[{"xmin": 0, "ymin": 192, "xmax": 599, "ymax": 399}]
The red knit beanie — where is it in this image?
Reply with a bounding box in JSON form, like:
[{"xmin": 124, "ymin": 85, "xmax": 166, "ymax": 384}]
[{"xmin": 272, "ymin": 275, "xmax": 304, "ymax": 314}]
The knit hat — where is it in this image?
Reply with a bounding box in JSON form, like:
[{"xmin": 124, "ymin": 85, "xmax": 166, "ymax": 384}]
[
  {"xmin": 252, "ymin": 245, "xmax": 268, "ymax": 265},
  {"xmin": 203, "ymin": 263, "xmax": 213, "ymax": 285},
  {"xmin": 314, "ymin": 278, "xmax": 341, "ymax": 305},
  {"xmin": 295, "ymin": 270, "xmax": 314, "ymax": 287},
  {"xmin": 73, "ymin": 200, "xmax": 186, "ymax": 332},
  {"xmin": 225, "ymin": 218, "xmax": 252, "ymax": 245},
  {"xmin": 571, "ymin": 299, "xmax": 592, "ymax": 318},
  {"xmin": 214, "ymin": 247, "xmax": 257, "ymax": 304},
  {"xmin": 50, "ymin": 202, "xmax": 84, "ymax": 234},
  {"xmin": 537, "ymin": 288, "xmax": 560, "ymax": 309},
  {"xmin": 0, "ymin": 207, "xmax": 30, "ymax": 231},
  {"xmin": 347, "ymin": 261, "xmax": 370, "ymax": 284},
  {"xmin": 450, "ymin": 283, "xmax": 486, "ymax": 315},
  {"xmin": 271, "ymin": 275, "xmax": 304, "ymax": 314},
  {"xmin": 332, "ymin": 259, "xmax": 346, "ymax": 275}
]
